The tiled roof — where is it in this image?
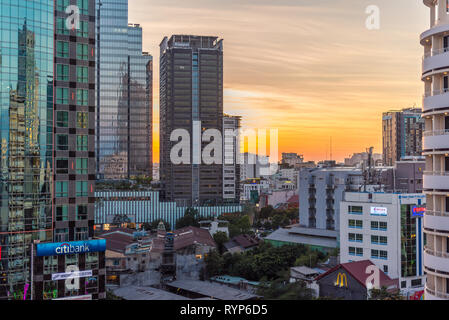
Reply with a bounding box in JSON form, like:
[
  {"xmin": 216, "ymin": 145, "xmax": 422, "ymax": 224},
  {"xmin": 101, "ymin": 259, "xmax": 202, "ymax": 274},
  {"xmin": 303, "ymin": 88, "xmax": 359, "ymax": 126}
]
[
  {"xmin": 315, "ymin": 260, "xmax": 398, "ymax": 289},
  {"xmin": 151, "ymin": 226, "xmax": 217, "ymax": 253}
]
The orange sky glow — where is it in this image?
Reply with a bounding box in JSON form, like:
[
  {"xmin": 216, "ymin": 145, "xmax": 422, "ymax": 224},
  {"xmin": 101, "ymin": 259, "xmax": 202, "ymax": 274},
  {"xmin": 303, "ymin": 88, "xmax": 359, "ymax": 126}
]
[{"xmin": 128, "ymin": 0, "xmax": 428, "ymax": 163}]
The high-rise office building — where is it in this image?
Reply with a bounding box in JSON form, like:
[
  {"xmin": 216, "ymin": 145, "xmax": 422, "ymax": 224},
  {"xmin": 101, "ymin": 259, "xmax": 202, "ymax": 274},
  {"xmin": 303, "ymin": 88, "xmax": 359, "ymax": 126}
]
[
  {"xmin": 0, "ymin": 0, "xmax": 54, "ymax": 300},
  {"xmin": 0, "ymin": 0, "xmax": 106, "ymax": 301},
  {"xmin": 96, "ymin": 0, "xmax": 152, "ymax": 180},
  {"xmin": 382, "ymin": 108, "xmax": 424, "ymax": 166},
  {"xmin": 421, "ymin": 0, "xmax": 449, "ymax": 300},
  {"xmin": 223, "ymin": 114, "xmax": 241, "ymax": 202},
  {"xmin": 159, "ymin": 35, "xmax": 224, "ymax": 205}
]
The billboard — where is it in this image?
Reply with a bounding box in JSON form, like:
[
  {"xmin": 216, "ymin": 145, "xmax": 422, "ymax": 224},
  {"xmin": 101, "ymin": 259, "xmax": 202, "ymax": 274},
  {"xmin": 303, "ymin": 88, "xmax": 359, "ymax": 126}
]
[
  {"xmin": 370, "ymin": 207, "xmax": 388, "ymax": 216},
  {"xmin": 36, "ymin": 239, "xmax": 106, "ymax": 257},
  {"xmin": 412, "ymin": 206, "xmax": 426, "ymax": 218},
  {"xmin": 52, "ymin": 270, "xmax": 93, "ymax": 281}
]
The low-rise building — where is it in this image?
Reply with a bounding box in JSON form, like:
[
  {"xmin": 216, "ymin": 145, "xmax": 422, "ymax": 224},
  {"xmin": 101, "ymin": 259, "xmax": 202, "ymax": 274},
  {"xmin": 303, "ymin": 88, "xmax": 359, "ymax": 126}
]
[
  {"xmin": 199, "ymin": 217, "xmax": 230, "ymax": 237},
  {"xmin": 339, "ymin": 192, "xmax": 426, "ymax": 297},
  {"xmin": 224, "ymin": 234, "xmax": 260, "ymax": 253},
  {"xmin": 315, "ymin": 260, "xmax": 399, "ymax": 300}
]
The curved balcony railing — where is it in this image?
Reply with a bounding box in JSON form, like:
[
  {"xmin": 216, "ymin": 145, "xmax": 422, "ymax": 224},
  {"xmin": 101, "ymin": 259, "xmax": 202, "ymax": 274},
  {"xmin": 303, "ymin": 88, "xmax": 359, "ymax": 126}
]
[
  {"xmin": 423, "ymin": 171, "xmax": 449, "ymax": 176},
  {"xmin": 423, "ymin": 88, "xmax": 449, "ymax": 98},
  {"xmin": 426, "ymin": 210, "xmax": 449, "ymax": 217},
  {"xmin": 425, "ymin": 247, "xmax": 449, "ymax": 259},
  {"xmin": 426, "ymin": 287, "xmax": 449, "ymax": 299},
  {"xmin": 423, "ymin": 129, "xmax": 449, "ymax": 137},
  {"xmin": 423, "ymin": 47, "xmax": 449, "ymax": 59}
]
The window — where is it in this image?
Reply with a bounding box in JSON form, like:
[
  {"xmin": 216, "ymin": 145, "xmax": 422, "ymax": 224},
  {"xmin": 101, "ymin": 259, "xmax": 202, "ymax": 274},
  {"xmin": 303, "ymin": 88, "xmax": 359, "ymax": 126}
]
[
  {"xmin": 77, "ymin": 0, "xmax": 89, "ymax": 15},
  {"xmin": 56, "ymin": 111, "xmax": 68, "ymax": 127},
  {"xmin": 349, "ymin": 219, "xmax": 363, "ymax": 229},
  {"xmin": 55, "ymin": 228, "xmax": 69, "ymax": 242},
  {"xmin": 383, "ymin": 265, "xmax": 388, "ymax": 273},
  {"xmin": 77, "ymin": 66, "xmax": 88, "ymax": 83},
  {"xmin": 76, "ymin": 158, "xmax": 88, "ymax": 175},
  {"xmin": 75, "ymin": 227, "xmax": 88, "ymax": 240},
  {"xmin": 348, "ymin": 233, "xmax": 363, "ymax": 242},
  {"xmin": 56, "ymin": 18, "xmax": 69, "ymax": 35},
  {"xmin": 55, "ymin": 182, "xmax": 68, "ymax": 197},
  {"xmin": 56, "ymin": 134, "xmax": 68, "ymax": 151},
  {"xmin": 371, "ymin": 235, "xmax": 387, "ymax": 245},
  {"xmin": 76, "ymin": 181, "xmax": 88, "ymax": 197},
  {"xmin": 371, "ymin": 221, "xmax": 387, "ymax": 231},
  {"xmin": 76, "ymin": 205, "xmax": 88, "ymax": 220},
  {"xmin": 57, "ymin": 0, "xmax": 70, "ymax": 11},
  {"xmin": 56, "ymin": 158, "xmax": 68, "ymax": 174},
  {"xmin": 77, "ymin": 89, "xmax": 88, "ymax": 105},
  {"xmin": 411, "ymin": 279, "xmax": 422, "ymax": 287},
  {"xmin": 348, "ymin": 205, "xmax": 363, "ymax": 214},
  {"xmin": 371, "ymin": 249, "xmax": 379, "ymax": 259},
  {"xmin": 379, "ymin": 221, "xmax": 387, "ymax": 231},
  {"xmin": 77, "ymin": 112, "xmax": 88, "ymax": 128},
  {"xmin": 77, "ymin": 135, "xmax": 88, "ymax": 151},
  {"xmin": 77, "ymin": 43, "xmax": 88, "ymax": 60},
  {"xmin": 401, "ymin": 281, "xmax": 407, "ymax": 289},
  {"xmin": 56, "ymin": 41, "xmax": 69, "ymax": 58},
  {"xmin": 77, "ymin": 21, "xmax": 89, "ymax": 38},
  {"xmin": 349, "ymin": 247, "xmax": 363, "ymax": 256},
  {"xmin": 380, "ymin": 250, "xmax": 387, "ymax": 259},
  {"xmin": 57, "ymin": 64, "xmax": 69, "ymax": 81},
  {"xmin": 56, "ymin": 206, "xmax": 68, "ymax": 222},
  {"xmin": 56, "ymin": 88, "xmax": 69, "ymax": 105}
]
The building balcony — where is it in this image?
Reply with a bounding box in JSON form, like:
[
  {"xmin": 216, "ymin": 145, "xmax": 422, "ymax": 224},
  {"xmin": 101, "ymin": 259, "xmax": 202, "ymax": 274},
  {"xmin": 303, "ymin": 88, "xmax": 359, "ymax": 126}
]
[
  {"xmin": 424, "ymin": 249, "xmax": 449, "ymax": 274},
  {"xmin": 422, "ymin": 49, "xmax": 449, "ymax": 74},
  {"xmin": 425, "ymin": 211, "xmax": 449, "ymax": 231},
  {"xmin": 422, "ymin": 89, "xmax": 449, "ymax": 112},
  {"xmin": 423, "ymin": 171, "xmax": 449, "ymax": 190},
  {"xmin": 423, "ymin": 132, "xmax": 449, "ymax": 149},
  {"xmin": 425, "ymin": 287, "xmax": 449, "ymax": 300}
]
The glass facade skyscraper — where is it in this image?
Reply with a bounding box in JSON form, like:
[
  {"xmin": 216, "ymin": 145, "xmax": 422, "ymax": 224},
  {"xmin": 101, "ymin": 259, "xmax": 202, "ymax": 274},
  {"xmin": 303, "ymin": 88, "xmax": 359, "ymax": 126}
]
[
  {"xmin": 96, "ymin": 0, "xmax": 152, "ymax": 180},
  {"xmin": 0, "ymin": 0, "xmax": 54, "ymax": 300}
]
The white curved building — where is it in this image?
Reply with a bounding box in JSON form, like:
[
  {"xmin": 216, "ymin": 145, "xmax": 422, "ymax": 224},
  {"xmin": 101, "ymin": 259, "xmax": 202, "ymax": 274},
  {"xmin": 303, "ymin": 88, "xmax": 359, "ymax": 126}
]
[{"xmin": 421, "ymin": 0, "xmax": 449, "ymax": 300}]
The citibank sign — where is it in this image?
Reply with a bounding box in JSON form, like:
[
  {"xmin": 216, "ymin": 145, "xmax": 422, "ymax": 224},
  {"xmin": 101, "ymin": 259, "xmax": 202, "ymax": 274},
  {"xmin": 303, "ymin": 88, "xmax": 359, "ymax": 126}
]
[{"xmin": 36, "ymin": 240, "xmax": 106, "ymax": 257}]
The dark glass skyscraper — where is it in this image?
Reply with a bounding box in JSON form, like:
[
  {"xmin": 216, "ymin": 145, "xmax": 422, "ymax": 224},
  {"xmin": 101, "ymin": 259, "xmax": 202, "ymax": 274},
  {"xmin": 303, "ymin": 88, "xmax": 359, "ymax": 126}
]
[
  {"xmin": 96, "ymin": 0, "xmax": 152, "ymax": 180},
  {"xmin": 159, "ymin": 35, "xmax": 224, "ymax": 205},
  {"xmin": 0, "ymin": 0, "xmax": 54, "ymax": 300}
]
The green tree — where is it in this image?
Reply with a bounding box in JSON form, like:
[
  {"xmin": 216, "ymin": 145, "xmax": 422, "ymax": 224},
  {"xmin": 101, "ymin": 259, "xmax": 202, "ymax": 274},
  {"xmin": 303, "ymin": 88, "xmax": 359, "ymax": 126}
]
[
  {"xmin": 176, "ymin": 208, "xmax": 200, "ymax": 229},
  {"xmin": 369, "ymin": 287, "xmax": 404, "ymax": 300},
  {"xmin": 204, "ymin": 250, "xmax": 224, "ymax": 277},
  {"xmin": 213, "ymin": 231, "xmax": 229, "ymax": 254}
]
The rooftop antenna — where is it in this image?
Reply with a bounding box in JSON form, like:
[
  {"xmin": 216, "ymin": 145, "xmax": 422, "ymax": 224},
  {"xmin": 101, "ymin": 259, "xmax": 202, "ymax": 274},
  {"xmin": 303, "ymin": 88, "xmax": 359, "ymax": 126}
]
[{"xmin": 330, "ymin": 137, "xmax": 333, "ymax": 162}]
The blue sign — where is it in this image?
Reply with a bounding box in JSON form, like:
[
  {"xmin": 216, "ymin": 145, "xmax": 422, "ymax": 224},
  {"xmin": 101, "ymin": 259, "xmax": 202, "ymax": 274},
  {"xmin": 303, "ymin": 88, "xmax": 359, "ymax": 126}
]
[
  {"xmin": 36, "ymin": 240, "xmax": 106, "ymax": 257},
  {"xmin": 412, "ymin": 206, "xmax": 426, "ymax": 218}
]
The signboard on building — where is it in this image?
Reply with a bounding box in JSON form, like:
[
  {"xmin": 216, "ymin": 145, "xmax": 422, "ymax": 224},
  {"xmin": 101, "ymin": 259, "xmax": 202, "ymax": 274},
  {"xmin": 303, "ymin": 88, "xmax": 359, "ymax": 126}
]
[
  {"xmin": 53, "ymin": 294, "xmax": 92, "ymax": 301},
  {"xmin": 412, "ymin": 206, "xmax": 426, "ymax": 218},
  {"xmin": 52, "ymin": 270, "xmax": 93, "ymax": 281},
  {"xmin": 36, "ymin": 240, "xmax": 106, "ymax": 257},
  {"xmin": 370, "ymin": 207, "xmax": 388, "ymax": 216}
]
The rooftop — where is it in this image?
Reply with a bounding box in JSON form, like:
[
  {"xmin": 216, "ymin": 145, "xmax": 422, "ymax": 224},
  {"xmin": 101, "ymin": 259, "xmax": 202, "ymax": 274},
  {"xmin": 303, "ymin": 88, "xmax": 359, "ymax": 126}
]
[
  {"xmin": 113, "ymin": 286, "xmax": 191, "ymax": 300},
  {"xmin": 166, "ymin": 280, "xmax": 260, "ymax": 300}
]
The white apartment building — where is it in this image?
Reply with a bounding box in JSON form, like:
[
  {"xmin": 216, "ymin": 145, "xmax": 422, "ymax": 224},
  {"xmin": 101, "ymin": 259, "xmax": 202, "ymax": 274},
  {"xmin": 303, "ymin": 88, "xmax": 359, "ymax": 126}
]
[
  {"xmin": 340, "ymin": 192, "xmax": 426, "ymax": 297},
  {"xmin": 421, "ymin": 0, "xmax": 449, "ymax": 300}
]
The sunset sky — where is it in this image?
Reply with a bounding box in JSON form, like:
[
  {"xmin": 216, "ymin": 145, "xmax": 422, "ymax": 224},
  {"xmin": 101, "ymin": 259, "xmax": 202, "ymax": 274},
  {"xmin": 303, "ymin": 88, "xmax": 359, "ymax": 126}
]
[{"xmin": 129, "ymin": 0, "xmax": 428, "ymax": 163}]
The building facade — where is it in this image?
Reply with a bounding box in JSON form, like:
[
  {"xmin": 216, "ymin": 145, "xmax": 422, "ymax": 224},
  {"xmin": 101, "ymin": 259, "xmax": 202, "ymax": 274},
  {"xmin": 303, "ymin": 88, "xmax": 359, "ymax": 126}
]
[
  {"xmin": 96, "ymin": 0, "xmax": 152, "ymax": 180},
  {"xmin": 340, "ymin": 192, "xmax": 426, "ymax": 297},
  {"xmin": 54, "ymin": 0, "xmax": 96, "ymax": 245},
  {"xmin": 159, "ymin": 35, "xmax": 223, "ymax": 205},
  {"xmin": 95, "ymin": 191, "xmax": 242, "ymax": 229},
  {"xmin": 223, "ymin": 114, "xmax": 241, "ymax": 202},
  {"xmin": 382, "ymin": 108, "xmax": 424, "ymax": 167},
  {"xmin": 298, "ymin": 167, "xmax": 365, "ymax": 232},
  {"xmin": 421, "ymin": 0, "xmax": 449, "ymax": 300},
  {"xmin": 0, "ymin": 0, "xmax": 54, "ymax": 300}
]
